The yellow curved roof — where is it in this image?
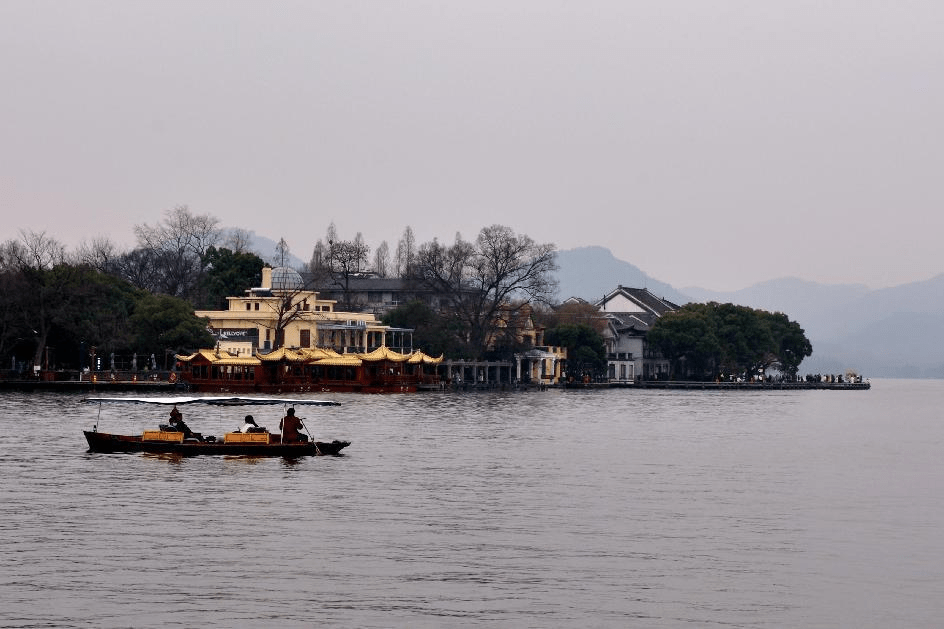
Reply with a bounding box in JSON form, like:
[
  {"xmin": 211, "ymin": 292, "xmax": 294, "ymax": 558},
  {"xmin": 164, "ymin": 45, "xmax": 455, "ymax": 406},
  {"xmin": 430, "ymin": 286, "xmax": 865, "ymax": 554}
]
[
  {"xmin": 298, "ymin": 347, "xmax": 344, "ymax": 361},
  {"xmin": 256, "ymin": 347, "xmax": 308, "ymax": 362},
  {"xmin": 407, "ymin": 351, "xmax": 444, "ymax": 364},
  {"xmin": 182, "ymin": 346, "xmax": 421, "ymax": 367},
  {"xmin": 255, "ymin": 347, "xmax": 362, "ymax": 366},
  {"xmin": 358, "ymin": 347, "xmax": 411, "ymax": 362},
  {"xmin": 175, "ymin": 349, "xmax": 260, "ymax": 366},
  {"xmin": 314, "ymin": 356, "xmax": 363, "ymax": 366}
]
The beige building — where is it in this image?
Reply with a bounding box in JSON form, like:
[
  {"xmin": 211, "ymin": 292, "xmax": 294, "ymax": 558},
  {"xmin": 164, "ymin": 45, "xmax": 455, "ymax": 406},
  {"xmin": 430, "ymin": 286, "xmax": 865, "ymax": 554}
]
[{"xmin": 195, "ymin": 267, "xmax": 411, "ymax": 356}]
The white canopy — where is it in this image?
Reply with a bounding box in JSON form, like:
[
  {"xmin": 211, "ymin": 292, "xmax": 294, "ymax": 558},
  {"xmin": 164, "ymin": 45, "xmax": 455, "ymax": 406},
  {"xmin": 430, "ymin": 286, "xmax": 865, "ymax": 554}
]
[{"xmin": 83, "ymin": 396, "xmax": 340, "ymax": 407}]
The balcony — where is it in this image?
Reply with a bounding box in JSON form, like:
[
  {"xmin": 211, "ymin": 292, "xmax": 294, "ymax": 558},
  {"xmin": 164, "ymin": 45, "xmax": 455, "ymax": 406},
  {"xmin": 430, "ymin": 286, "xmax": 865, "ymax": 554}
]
[{"xmin": 607, "ymin": 352, "xmax": 634, "ymax": 361}]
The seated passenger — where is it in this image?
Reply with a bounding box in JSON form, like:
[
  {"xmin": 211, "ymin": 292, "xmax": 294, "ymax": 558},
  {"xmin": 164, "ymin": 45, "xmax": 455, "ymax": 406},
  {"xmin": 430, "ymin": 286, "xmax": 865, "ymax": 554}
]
[
  {"xmin": 168, "ymin": 406, "xmax": 201, "ymax": 440},
  {"xmin": 239, "ymin": 415, "xmax": 266, "ymax": 433},
  {"xmin": 279, "ymin": 408, "xmax": 309, "ymax": 443}
]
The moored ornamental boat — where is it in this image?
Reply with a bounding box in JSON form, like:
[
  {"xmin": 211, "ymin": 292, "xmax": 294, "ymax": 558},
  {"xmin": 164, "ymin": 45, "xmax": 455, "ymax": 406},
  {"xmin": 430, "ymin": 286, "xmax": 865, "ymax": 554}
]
[
  {"xmin": 175, "ymin": 347, "xmax": 444, "ymax": 393},
  {"xmin": 83, "ymin": 396, "xmax": 350, "ymax": 456}
]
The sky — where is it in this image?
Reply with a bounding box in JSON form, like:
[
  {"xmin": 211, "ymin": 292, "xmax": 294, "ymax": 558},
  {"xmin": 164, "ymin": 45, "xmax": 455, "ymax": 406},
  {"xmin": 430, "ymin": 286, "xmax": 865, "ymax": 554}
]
[{"xmin": 2, "ymin": 1, "xmax": 942, "ymax": 292}]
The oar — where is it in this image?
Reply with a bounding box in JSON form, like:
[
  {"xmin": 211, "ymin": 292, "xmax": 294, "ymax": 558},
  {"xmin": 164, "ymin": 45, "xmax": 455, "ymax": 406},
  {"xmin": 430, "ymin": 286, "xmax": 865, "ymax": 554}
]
[{"xmin": 299, "ymin": 416, "xmax": 314, "ymax": 442}]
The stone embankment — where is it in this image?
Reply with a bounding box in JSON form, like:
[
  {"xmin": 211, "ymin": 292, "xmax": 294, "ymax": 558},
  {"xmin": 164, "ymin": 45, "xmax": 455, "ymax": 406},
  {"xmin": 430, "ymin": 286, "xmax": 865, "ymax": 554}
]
[{"xmin": 607, "ymin": 380, "xmax": 870, "ymax": 390}]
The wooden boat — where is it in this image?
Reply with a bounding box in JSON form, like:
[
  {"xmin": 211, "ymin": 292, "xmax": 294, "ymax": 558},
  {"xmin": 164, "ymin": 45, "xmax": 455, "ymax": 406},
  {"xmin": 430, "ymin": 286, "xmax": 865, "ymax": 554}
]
[
  {"xmin": 83, "ymin": 396, "xmax": 350, "ymax": 457},
  {"xmin": 174, "ymin": 347, "xmax": 444, "ymax": 393}
]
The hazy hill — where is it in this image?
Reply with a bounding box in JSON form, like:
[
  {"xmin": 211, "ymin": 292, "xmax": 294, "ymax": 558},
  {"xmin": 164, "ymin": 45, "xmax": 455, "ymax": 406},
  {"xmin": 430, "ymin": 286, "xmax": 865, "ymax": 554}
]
[
  {"xmin": 682, "ymin": 275, "xmax": 944, "ymax": 377},
  {"xmin": 681, "ymin": 278, "xmax": 870, "ymax": 341},
  {"xmin": 555, "ymin": 246, "xmax": 944, "ymax": 378},
  {"xmin": 554, "ymin": 246, "xmax": 689, "ymax": 305},
  {"xmin": 223, "ymin": 229, "xmax": 307, "ymax": 269}
]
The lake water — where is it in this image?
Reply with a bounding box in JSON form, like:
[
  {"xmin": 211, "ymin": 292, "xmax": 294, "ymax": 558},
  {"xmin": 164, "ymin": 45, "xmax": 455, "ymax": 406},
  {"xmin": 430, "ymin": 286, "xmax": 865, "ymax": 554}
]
[{"xmin": 1, "ymin": 380, "xmax": 942, "ymax": 628}]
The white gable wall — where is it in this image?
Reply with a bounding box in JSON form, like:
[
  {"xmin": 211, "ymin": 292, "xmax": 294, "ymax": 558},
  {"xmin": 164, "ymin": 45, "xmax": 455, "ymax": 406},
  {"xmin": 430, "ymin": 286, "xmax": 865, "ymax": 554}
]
[{"xmin": 602, "ymin": 294, "xmax": 646, "ymax": 313}]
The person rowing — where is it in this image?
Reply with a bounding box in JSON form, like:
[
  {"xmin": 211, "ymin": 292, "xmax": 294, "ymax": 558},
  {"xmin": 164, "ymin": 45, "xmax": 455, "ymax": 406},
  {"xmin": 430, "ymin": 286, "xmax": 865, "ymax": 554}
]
[{"xmin": 279, "ymin": 408, "xmax": 308, "ymax": 443}]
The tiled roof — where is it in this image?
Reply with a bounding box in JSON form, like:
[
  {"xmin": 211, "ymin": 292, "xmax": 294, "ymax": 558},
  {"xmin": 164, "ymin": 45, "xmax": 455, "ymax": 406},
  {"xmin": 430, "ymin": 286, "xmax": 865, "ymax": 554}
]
[
  {"xmin": 609, "ymin": 312, "xmax": 657, "ymax": 333},
  {"xmin": 407, "ymin": 351, "xmax": 444, "ymax": 365},
  {"xmin": 176, "ymin": 349, "xmax": 261, "ymax": 366},
  {"xmin": 358, "ymin": 347, "xmax": 411, "ymax": 362},
  {"xmin": 597, "ymin": 286, "xmax": 679, "ymax": 317}
]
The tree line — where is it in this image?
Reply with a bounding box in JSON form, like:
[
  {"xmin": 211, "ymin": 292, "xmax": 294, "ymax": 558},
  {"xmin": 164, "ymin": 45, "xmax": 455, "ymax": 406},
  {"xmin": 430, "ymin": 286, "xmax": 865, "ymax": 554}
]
[
  {"xmin": 2, "ymin": 206, "xmax": 812, "ymax": 381},
  {"xmin": 0, "ymin": 207, "xmax": 568, "ymax": 373},
  {"xmin": 646, "ymin": 302, "xmax": 813, "ymax": 380}
]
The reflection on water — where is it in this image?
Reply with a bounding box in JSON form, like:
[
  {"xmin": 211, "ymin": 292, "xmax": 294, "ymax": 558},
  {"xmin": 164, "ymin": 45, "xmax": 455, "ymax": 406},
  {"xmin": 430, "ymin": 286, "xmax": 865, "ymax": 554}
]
[{"xmin": 1, "ymin": 383, "xmax": 943, "ymax": 628}]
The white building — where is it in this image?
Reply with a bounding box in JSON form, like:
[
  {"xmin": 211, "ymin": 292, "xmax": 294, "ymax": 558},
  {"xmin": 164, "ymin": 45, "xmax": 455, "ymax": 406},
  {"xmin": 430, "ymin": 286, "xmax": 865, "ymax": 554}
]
[{"xmin": 595, "ymin": 286, "xmax": 680, "ymax": 383}]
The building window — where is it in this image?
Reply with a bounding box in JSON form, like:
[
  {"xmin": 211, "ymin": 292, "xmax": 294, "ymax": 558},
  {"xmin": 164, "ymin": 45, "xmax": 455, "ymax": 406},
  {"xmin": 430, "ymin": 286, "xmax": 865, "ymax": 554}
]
[
  {"xmin": 300, "ymin": 329, "xmax": 311, "ymax": 348},
  {"xmin": 245, "ymin": 303, "xmax": 251, "ymax": 311},
  {"xmin": 254, "ymin": 303, "xmax": 260, "ymax": 311}
]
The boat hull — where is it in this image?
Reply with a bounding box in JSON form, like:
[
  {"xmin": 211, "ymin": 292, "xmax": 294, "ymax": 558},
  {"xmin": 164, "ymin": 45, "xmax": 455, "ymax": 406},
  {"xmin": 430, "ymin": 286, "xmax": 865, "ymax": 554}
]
[
  {"xmin": 180, "ymin": 381, "xmax": 417, "ymax": 394},
  {"xmin": 83, "ymin": 431, "xmax": 349, "ymax": 456}
]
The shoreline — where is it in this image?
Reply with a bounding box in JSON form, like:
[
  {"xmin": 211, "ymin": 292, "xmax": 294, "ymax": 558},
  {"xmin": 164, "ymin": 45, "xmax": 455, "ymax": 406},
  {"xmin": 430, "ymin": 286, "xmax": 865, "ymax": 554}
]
[{"xmin": 0, "ymin": 379, "xmax": 870, "ymax": 393}]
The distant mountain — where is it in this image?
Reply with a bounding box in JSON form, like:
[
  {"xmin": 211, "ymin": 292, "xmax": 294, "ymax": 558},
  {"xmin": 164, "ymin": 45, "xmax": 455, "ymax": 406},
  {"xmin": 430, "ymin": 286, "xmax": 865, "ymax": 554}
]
[
  {"xmin": 222, "ymin": 228, "xmax": 306, "ymax": 269},
  {"xmin": 554, "ymin": 246, "xmax": 689, "ymax": 305},
  {"xmin": 554, "ymin": 246, "xmax": 944, "ymax": 378},
  {"xmin": 681, "ymin": 278, "xmax": 871, "ymax": 341}
]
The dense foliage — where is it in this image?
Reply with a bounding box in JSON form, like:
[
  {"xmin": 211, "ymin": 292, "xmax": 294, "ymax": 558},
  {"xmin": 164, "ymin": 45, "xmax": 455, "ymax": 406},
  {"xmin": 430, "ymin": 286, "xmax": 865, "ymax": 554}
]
[
  {"xmin": 545, "ymin": 323, "xmax": 607, "ymax": 379},
  {"xmin": 1, "ymin": 225, "xmax": 224, "ymax": 373},
  {"xmin": 382, "ymin": 300, "xmax": 465, "ymax": 359},
  {"xmin": 0, "ymin": 262, "xmax": 214, "ymax": 372},
  {"xmin": 646, "ymin": 302, "xmax": 812, "ymax": 380},
  {"xmin": 200, "ymin": 246, "xmax": 265, "ymax": 309}
]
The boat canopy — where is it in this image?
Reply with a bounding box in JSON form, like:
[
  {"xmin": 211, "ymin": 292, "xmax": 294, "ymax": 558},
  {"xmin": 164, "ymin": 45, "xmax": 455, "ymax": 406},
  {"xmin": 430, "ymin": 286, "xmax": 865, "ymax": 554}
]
[{"xmin": 82, "ymin": 396, "xmax": 341, "ymax": 406}]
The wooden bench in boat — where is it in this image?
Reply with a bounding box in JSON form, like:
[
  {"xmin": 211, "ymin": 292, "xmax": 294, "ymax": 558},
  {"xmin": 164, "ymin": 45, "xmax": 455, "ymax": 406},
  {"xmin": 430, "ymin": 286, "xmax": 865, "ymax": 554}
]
[
  {"xmin": 223, "ymin": 432, "xmax": 273, "ymax": 444},
  {"xmin": 141, "ymin": 430, "xmax": 185, "ymax": 442}
]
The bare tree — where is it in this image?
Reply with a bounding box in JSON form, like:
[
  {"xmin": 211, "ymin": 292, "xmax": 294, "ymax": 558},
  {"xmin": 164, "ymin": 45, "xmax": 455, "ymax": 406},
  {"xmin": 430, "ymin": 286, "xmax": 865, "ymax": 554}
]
[
  {"xmin": 353, "ymin": 232, "xmax": 366, "ymax": 272},
  {"xmin": 307, "ymin": 240, "xmax": 325, "ymax": 272},
  {"xmin": 114, "ymin": 247, "xmax": 163, "ymax": 293},
  {"xmin": 274, "ymin": 237, "xmax": 290, "ymax": 267},
  {"xmin": 0, "ymin": 230, "xmax": 66, "ymax": 272},
  {"xmin": 395, "ymin": 225, "xmax": 416, "ymax": 278},
  {"xmin": 304, "ymin": 239, "xmax": 334, "ymax": 289},
  {"xmin": 223, "ymin": 228, "xmax": 253, "ymax": 253},
  {"xmin": 135, "ymin": 205, "xmax": 220, "ymax": 259},
  {"xmin": 373, "ymin": 241, "xmax": 390, "ymax": 278},
  {"xmin": 266, "ymin": 290, "xmax": 310, "ymax": 350},
  {"xmin": 414, "ymin": 225, "xmax": 558, "ymax": 358},
  {"xmin": 76, "ymin": 236, "xmax": 122, "ymax": 274},
  {"xmin": 325, "ymin": 222, "xmax": 338, "ymax": 248},
  {"xmin": 327, "ymin": 238, "xmax": 370, "ymax": 309},
  {"xmin": 133, "ymin": 205, "xmax": 221, "ymax": 301},
  {"xmin": 253, "ymin": 271, "xmax": 324, "ymax": 350}
]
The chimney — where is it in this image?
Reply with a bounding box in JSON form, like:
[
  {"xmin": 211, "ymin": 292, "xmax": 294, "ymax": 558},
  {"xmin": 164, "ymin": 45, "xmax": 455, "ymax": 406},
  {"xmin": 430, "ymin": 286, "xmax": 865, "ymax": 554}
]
[{"xmin": 261, "ymin": 267, "xmax": 272, "ymax": 289}]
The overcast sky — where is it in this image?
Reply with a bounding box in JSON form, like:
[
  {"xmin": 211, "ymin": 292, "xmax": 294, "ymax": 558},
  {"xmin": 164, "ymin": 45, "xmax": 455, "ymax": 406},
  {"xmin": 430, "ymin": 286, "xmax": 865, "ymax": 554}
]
[{"xmin": 2, "ymin": 1, "xmax": 942, "ymax": 291}]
